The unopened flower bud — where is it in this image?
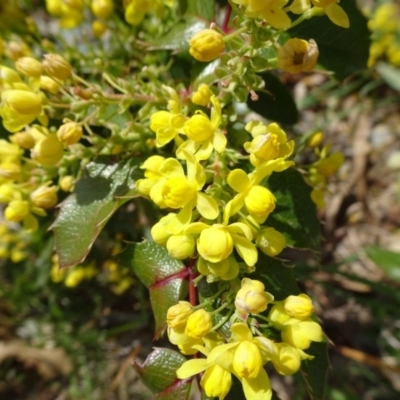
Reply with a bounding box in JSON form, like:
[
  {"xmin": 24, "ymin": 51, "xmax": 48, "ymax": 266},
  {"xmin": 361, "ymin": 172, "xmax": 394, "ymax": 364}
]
[
  {"xmin": 245, "ymin": 186, "xmax": 276, "ymax": 223},
  {"xmin": 272, "ymin": 343, "xmax": 301, "ymax": 375},
  {"xmin": 233, "ymin": 341, "xmax": 263, "ymax": 379},
  {"xmin": 235, "ymin": 278, "xmax": 274, "ymax": 316},
  {"xmin": 2, "ymin": 90, "xmax": 42, "ymax": 115},
  {"xmin": 284, "ymin": 294, "xmax": 314, "ymax": 319},
  {"xmin": 43, "ymin": 54, "xmax": 72, "ymax": 81},
  {"xmin": 166, "ymin": 301, "xmax": 193, "ymax": 330},
  {"xmin": 268, "ymin": 302, "xmax": 291, "ymax": 329},
  {"xmin": 189, "ymin": 29, "xmax": 225, "ymax": 62},
  {"xmin": 166, "ymin": 234, "xmax": 195, "ymax": 260},
  {"xmin": 10, "ymin": 132, "xmax": 35, "ymax": 149},
  {"xmin": 91, "ymin": 0, "xmax": 113, "ymax": 19},
  {"xmin": 31, "ymin": 134, "xmax": 63, "ymax": 166},
  {"xmin": 92, "ymin": 20, "xmax": 108, "ymax": 38},
  {"xmin": 30, "ymin": 185, "xmax": 58, "ymax": 209},
  {"xmin": 5, "ymin": 200, "xmax": 30, "ymax": 222},
  {"xmin": 40, "ymin": 76, "xmax": 60, "ymax": 94},
  {"xmin": 15, "ymin": 57, "xmax": 43, "ymax": 78},
  {"xmin": 256, "ymin": 227, "xmax": 286, "ymax": 257},
  {"xmin": 202, "ymin": 364, "xmax": 232, "ymax": 399},
  {"xmin": 0, "ymin": 162, "xmax": 22, "ymax": 180},
  {"xmin": 57, "ymin": 121, "xmax": 83, "ymax": 145},
  {"xmin": 306, "ymin": 132, "xmax": 323, "ymax": 148},
  {"xmin": 60, "ymin": 175, "xmax": 75, "ymax": 192},
  {"xmin": 0, "ymin": 66, "xmax": 22, "ymax": 85},
  {"xmin": 0, "ymin": 184, "xmax": 17, "ymax": 203},
  {"xmin": 185, "ymin": 309, "xmax": 212, "ymax": 339},
  {"xmin": 191, "ymin": 84, "xmax": 213, "ymax": 106}
]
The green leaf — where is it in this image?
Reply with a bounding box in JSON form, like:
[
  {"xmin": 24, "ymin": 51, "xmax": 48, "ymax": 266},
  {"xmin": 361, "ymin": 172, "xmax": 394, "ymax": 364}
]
[
  {"xmin": 247, "ymin": 72, "xmax": 299, "ymax": 124},
  {"xmin": 289, "ymin": 0, "xmax": 370, "ymax": 80},
  {"xmin": 301, "ymin": 342, "xmax": 329, "ymax": 400},
  {"xmin": 134, "ymin": 348, "xmax": 191, "ymax": 399},
  {"xmin": 376, "ymin": 62, "xmax": 400, "ymax": 92},
  {"xmin": 365, "ymin": 246, "xmax": 400, "ymax": 282},
  {"xmin": 120, "ymin": 241, "xmax": 188, "ymax": 338},
  {"xmin": 187, "ymin": 0, "xmax": 215, "ymax": 21},
  {"xmin": 253, "ymin": 253, "xmax": 300, "ymax": 300},
  {"xmin": 266, "ymin": 168, "xmax": 321, "ymax": 252},
  {"xmin": 52, "ymin": 157, "xmax": 141, "ymax": 268},
  {"xmin": 149, "ymin": 16, "xmax": 208, "ymax": 52}
]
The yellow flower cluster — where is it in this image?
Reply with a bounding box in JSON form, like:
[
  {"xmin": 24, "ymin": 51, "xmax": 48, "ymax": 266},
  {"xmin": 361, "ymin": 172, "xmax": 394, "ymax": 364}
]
[
  {"xmin": 306, "ymin": 138, "xmax": 344, "ymax": 209},
  {"xmin": 138, "ymin": 88, "xmax": 294, "ymax": 281},
  {"xmin": 169, "ymin": 280, "xmax": 323, "ymax": 400},
  {"xmin": 0, "ymin": 55, "xmax": 83, "ymax": 231},
  {"xmin": 0, "ymin": 222, "xmax": 30, "ymax": 263},
  {"xmin": 368, "ymin": 3, "xmax": 400, "ymax": 67},
  {"xmin": 231, "ymin": 0, "xmax": 349, "ymax": 29}
]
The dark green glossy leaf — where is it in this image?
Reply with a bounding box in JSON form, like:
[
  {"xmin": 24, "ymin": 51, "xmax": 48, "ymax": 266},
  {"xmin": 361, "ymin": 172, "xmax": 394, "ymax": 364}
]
[
  {"xmin": 266, "ymin": 168, "xmax": 321, "ymax": 252},
  {"xmin": 301, "ymin": 342, "xmax": 329, "ymax": 400},
  {"xmin": 52, "ymin": 157, "xmax": 141, "ymax": 268},
  {"xmin": 289, "ymin": 0, "xmax": 370, "ymax": 80},
  {"xmin": 253, "ymin": 253, "xmax": 300, "ymax": 300},
  {"xmin": 134, "ymin": 348, "xmax": 191, "ymax": 399},
  {"xmin": 120, "ymin": 241, "xmax": 188, "ymax": 338},
  {"xmin": 365, "ymin": 246, "xmax": 400, "ymax": 282},
  {"xmin": 247, "ymin": 72, "xmax": 299, "ymax": 124}
]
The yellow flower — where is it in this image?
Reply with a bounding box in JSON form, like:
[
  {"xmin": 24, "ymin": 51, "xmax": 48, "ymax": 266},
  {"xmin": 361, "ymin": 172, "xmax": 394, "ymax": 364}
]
[
  {"xmin": 202, "ymin": 364, "xmax": 232, "ymax": 400},
  {"xmin": 233, "ymin": 341, "xmax": 263, "ymax": 379},
  {"xmin": 31, "ymin": 134, "xmax": 64, "ymax": 166},
  {"xmin": 91, "ymin": 0, "xmax": 114, "ymax": 19},
  {"xmin": 43, "ymin": 54, "xmax": 72, "ymax": 81},
  {"xmin": 244, "ymin": 121, "xmax": 294, "ymax": 167},
  {"xmin": 277, "ymin": 38, "xmax": 319, "ymax": 74},
  {"xmin": 144, "ymin": 151, "xmax": 219, "ymax": 219},
  {"xmin": 57, "ymin": 121, "xmax": 83, "ymax": 145},
  {"xmin": 10, "ymin": 132, "xmax": 35, "ymax": 149},
  {"xmin": 0, "ymin": 89, "xmax": 43, "ymax": 132},
  {"xmin": 136, "ymin": 155, "xmax": 166, "ymax": 196},
  {"xmin": 15, "ymin": 57, "xmax": 43, "ymax": 78},
  {"xmin": 185, "ymin": 309, "xmax": 213, "ymax": 339},
  {"xmin": 290, "ymin": 0, "xmax": 349, "ymax": 28},
  {"xmin": 232, "ymin": 0, "xmax": 291, "ymax": 30},
  {"xmin": 4, "ymin": 200, "xmax": 30, "ymax": 222},
  {"xmin": 268, "ymin": 302, "xmax": 291, "ymax": 329},
  {"xmin": 197, "ymin": 256, "xmax": 240, "ymax": 281},
  {"xmin": 177, "ymin": 96, "xmax": 226, "ymax": 161},
  {"xmin": 40, "ymin": 76, "xmax": 60, "ymax": 94},
  {"xmin": 150, "ymin": 110, "xmax": 186, "ymax": 147},
  {"xmin": 284, "ymin": 294, "xmax": 314, "ymax": 319},
  {"xmin": 306, "ymin": 132, "xmax": 324, "ymax": 148},
  {"xmin": 191, "ymin": 84, "xmax": 213, "ymax": 106},
  {"xmin": 281, "ymin": 319, "xmax": 323, "ymax": 350},
  {"xmin": 256, "ymin": 227, "xmax": 286, "ymax": 257},
  {"xmin": 235, "ymin": 278, "xmax": 274, "ymax": 316},
  {"xmin": 166, "ymin": 234, "xmax": 195, "ymax": 259},
  {"xmin": 92, "ymin": 20, "xmax": 108, "ymax": 37},
  {"xmin": 224, "ymin": 159, "xmax": 293, "ymax": 224},
  {"xmin": 30, "ymin": 184, "xmax": 58, "ymax": 209},
  {"xmin": 60, "ymin": 175, "xmax": 75, "ymax": 192},
  {"xmin": 272, "ymin": 343, "xmax": 302, "ymax": 375},
  {"xmin": 186, "ymin": 221, "xmax": 257, "ymax": 266},
  {"xmin": 315, "ymin": 152, "xmax": 344, "ymax": 177},
  {"xmin": 189, "ymin": 29, "xmax": 225, "ymax": 62},
  {"xmin": 166, "ymin": 301, "xmax": 193, "ymax": 330},
  {"xmin": 310, "ymin": 188, "xmax": 325, "ymax": 209}
]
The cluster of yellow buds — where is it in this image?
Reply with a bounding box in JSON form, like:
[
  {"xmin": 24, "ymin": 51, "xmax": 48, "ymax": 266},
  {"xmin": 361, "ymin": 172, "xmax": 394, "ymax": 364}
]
[
  {"xmin": 169, "ymin": 279, "xmax": 323, "ymax": 400},
  {"xmin": 368, "ymin": 3, "xmax": 400, "ymax": 67},
  {"xmin": 124, "ymin": 0, "xmax": 175, "ymax": 26},
  {"xmin": 0, "ymin": 54, "xmax": 84, "ymax": 231},
  {"xmin": 305, "ymin": 134, "xmax": 344, "ymax": 209}
]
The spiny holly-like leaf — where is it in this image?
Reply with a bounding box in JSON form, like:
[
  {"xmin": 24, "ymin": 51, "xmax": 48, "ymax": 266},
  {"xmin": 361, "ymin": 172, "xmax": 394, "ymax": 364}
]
[
  {"xmin": 301, "ymin": 342, "xmax": 329, "ymax": 400},
  {"xmin": 247, "ymin": 72, "xmax": 299, "ymax": 124},
  {"xmin": 289, "ymin": 0, "xmax": 370, "ymax": 80},
  {"xmin": 120, "ymin": 241, "xmax": 188, "ymax": 339},
  {"xmin": 52, "ymin": 157, "xmax": 142, "ymax": 268},
  {"xmin": 252, "ymin": 253, "xmax": 300, "ymax": 300},
  {"xmin": 149, "ymin": 16, "xmax": 208, "ymax": 52},
  {"xmin": 134, "ymin": 348, "xmax": 191, "ymax": 399},
  {"xmin": 266, "ymin": 168, "xmax": 321, "ymax": 252}
]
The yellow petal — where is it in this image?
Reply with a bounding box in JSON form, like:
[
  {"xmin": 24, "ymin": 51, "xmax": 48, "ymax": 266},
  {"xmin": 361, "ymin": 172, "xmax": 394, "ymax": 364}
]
[
  {"xmin": 325, "ymin": 3, "xmax": 350, "ymax": 28},
  {"xmin": 227, "ymin": 169, "xmax": 250, "ymax": 192},
  {"xmin": 194, "ymin": 140, "xmax": 213, "ymax": 161},
  {"xmin": 223, "ymin": 193, "xmax": 246, "ymax": 224},
  {"xmin": 176, "ymin": 359, "xmax": 208, "ymax": 379},
  {"xmin": 231, "ymin": 233, "xmax": 258, "ymax": 266},
  {"xmin": 210, "ymin": 96, "xmax": 221, "ymax": 129},
  {"xmin": 212, "ymin": 131, "xmax": 227, "ymax": 152},
  {"xmin": 196, "ymin": 192, "xmax": 219, "ymax": 220},
  {"xmin": 251, "ymin": 159, "xmax": 294, "ymax": 185},
  {"xmin": 184, "ymin": 222, "xmax": 210, "ymax": 234},
  {"xmin": 230, "ymin": 322, "xmax": 253, "ymax": 342},
  {"xmin": 226, "ymin": 222, "xmax": 253, "ymax": 240},
  {"xmin": 242, "ymin": 368, "xmax": 272, "ymax": 400},
  {"xmin": 159, "ymin": 158, "xmax": 185, "ymax": 177},
  {"xmin": 207, "ymin": 342, "xmax": 238, "ymax": 370}
]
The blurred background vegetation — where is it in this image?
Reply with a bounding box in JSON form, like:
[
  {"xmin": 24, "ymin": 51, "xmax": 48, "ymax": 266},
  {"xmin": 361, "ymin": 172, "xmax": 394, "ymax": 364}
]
[{"xmin": 1, "ymin": 0, "xmax": 400, "ymax": 399}]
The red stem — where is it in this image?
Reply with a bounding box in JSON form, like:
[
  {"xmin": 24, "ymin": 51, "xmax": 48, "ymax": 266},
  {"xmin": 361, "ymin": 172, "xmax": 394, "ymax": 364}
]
[
  {"xmin": 188, "ymin": 258, "xmax": 197, "ymax": 306},
  {"xmin": 222, "ymin": 4, "xmax": 232, "ymax": 33}
]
